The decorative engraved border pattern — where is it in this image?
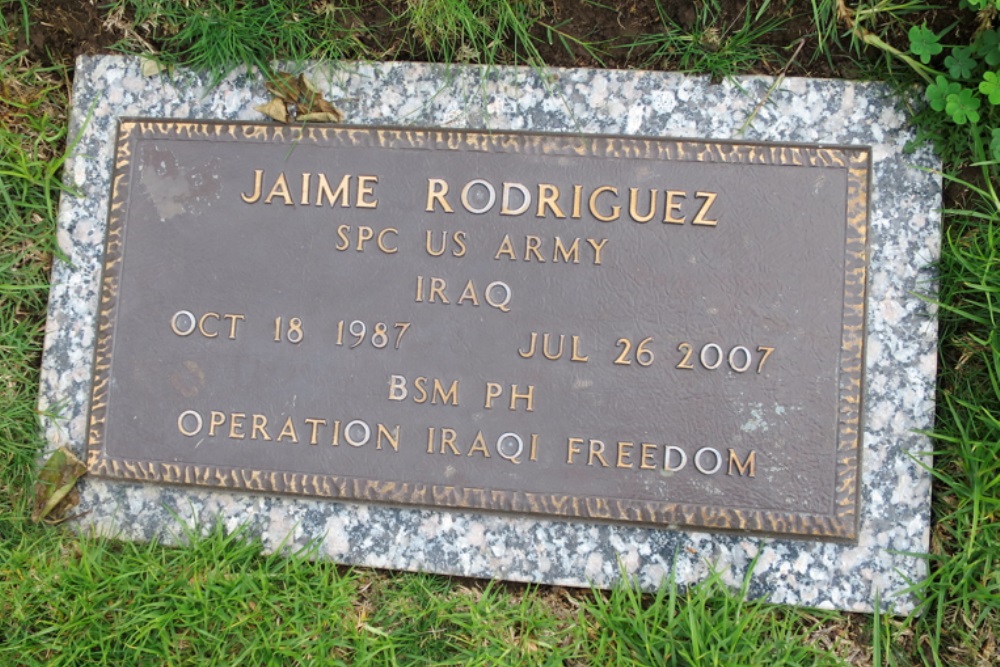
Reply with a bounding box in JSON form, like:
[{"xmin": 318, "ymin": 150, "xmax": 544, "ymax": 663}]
[{"xmin": 87, "ymin": 120, "xmax": 868, "ymax": 540}]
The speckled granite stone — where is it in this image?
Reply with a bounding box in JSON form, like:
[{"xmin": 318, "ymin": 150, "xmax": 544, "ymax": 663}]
[{"xmin": 40, "ymin": 56, "xmax": 939, "ymax": 613}]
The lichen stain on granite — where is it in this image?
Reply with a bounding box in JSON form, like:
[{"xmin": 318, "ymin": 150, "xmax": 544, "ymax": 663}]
[{"xmin": 39, "ymin": 56, "xmax": 940, "ymax": 613}]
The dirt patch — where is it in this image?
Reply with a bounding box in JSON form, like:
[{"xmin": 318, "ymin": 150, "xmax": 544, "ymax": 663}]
[
  {"xmin": 12, "ymin": 0, "xmax": 960, "ymax": 78},
  {"xmin": 6, "ymin": 0, "xmax": 131, "ymax": 66}
]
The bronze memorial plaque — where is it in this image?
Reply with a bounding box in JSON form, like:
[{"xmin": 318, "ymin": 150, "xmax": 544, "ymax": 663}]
[{"xmin": 87, "ymin": 120, "xmax": 869, "ymax": 540}]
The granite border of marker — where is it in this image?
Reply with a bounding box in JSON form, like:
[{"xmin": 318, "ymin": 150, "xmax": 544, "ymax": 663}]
[{"xmin": 40, "ymin": 56, "xmax": 940, "ymax": 613}]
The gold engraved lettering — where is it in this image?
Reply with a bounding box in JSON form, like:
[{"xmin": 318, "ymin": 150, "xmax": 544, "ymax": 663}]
[
  {"xmin": 429, "ymin": 277, "xmax": 449, "ymax": 304},
  {"xmin": 567, "ymin": 437, "xmax": 584, "ymax": 464},
  {"xmin": 304, "ymin": 418, "xmax": 327, "ymax": 445},
  {"xmin": 434, "ymin": 380, "xmax": 460, "ymax": 405},
  {"xmin": 535, "ymin": 184, "xmax": 566, "ymax": 218},
  {"xmin": 413, "ymin": 377, "xmax": 429, "ymax": 403},
  {"xmin": 640, "ymin": 442, "xmax": 657, "ymax": 469},
  {"xmin": 692, "ymin": 191, "xmax": 719, "ymax": 226},
  {"xmin": 330, "ymin": 419, "xmax": 341, "ymax": 445},
  {"xmin": 664, "ymin": 190, "xmax": 686, "ymax": 224},
  {"xmin": 408, "ymin": 377, "xmax": 460, "ymax": 406},
  {"xmin": 457, "ymin": 280, "xmax": 480, "ymax": 306},
  {"xmin": 388, "ymin": 374, "xmax": 407, "ymax": 401},
  {"xmin": 251, "ymin": 414, "xmax": 271, "ymax": 441},
  {"xmin": 223, "ymin": 313, "xmax": 245, "ymax": 340},
  {"xmin": 664, "ymin": 446, "xmax": 687, "ymax": 471},
  {"xmin": 439, "ymin": 428, "xmax": 460, "ymax": 455},
  {"xmin": 460, "ymin": 179, "xmax": 495, "ymax": 214},
  {"xmin": 524, "ymin": 235, "xmax": 545, "ymax": 262},
  {"xmin": 425, "ymin": 230, "xmax": 447, "ymax": 257},
  {"xmin": 377, "ymin": 424, "xmax": 400, "ymax": 451},
  {"xmin": 616, "ymin": 441, "xmax": 634, "ymax": 468},
  {"xmin": 264, "ymin": 172, "xmax": 293, "ymax": 205},
  {"xmin": 756, "ymin": 346, "xmax": 775, "ymax": 373},
  {"xmin": 628, "ymin": 188, "xmax": 657, "ymax": 223},
  {"xmin": 571, "ymin": 335, "xmax": 589, "ymax": 362},
  {"xmin": 588, "ymin": 439, "xmax": 609, "ymax": 467},
  {"xmin": 452, "ymin": 231, "xmax": 467, "ymax": 256},
  {"xmin": 335, "ymin": 225, "xmax": 350, "ymax": 251},
  {"xmin": 426, "ymin": 178, "xmax": 454, "ymax": 212},
  {"xmin": 571, "ymin": 184, "xmax": 583, "ymax": 218},
  {"xmin": 484, "ymin": 382, "xmax": 502, "ymax": 409},
  {"xmin": 277, "ymin": 416, "xmax": 299, "ymax": 443},
  {"xmin": 415, "ymin": 275, "xmax": 423, "ymax": 303},
  {"xmin": 467, "ymin": 431, "xmax": 491, "ymax": 457},
  {"xmin": 542, "ymin": 333, "xmax": 564, "ymax": 360},
  {"xmin": 529, "ymin": 434, "xmax": 538, "ymax": 461},
  {"xmin": 241, "ymin": 169, "xmax": 264, "ymax": 204},
  {"xmin": 676, "ymin": 342, "xmax": 695, "ymax": 369},
  {"xmin": 299, "ymin": 172, "xmax": 311, "ymax": 205},
  {"xmin": 356, "ymin": 226, "xmax": 373, "ymax": 251},
  {"xmin": 229, "ymin": 413, "xmax": 246, "ymax": 440},
  {"xmin": 377, "ymin": 228, "xmax": 398, "ymax": 253},
  {"xmin": 517, "ymin": 332, "xmax": 538, "ymax": 359},
  {"xmin": 501, "ymin": 182, "xmax": 531, "ymax": 216},
  {"xmin": 495, "ymin": 235, "xmax": 516, "ymax": 260},
  {"xmin": 495, "ymin": 236, "xmax": 603, "ymax": 265},
  {"xmin": 316, "ymin": 173, "xmax": 350, "ymax": 207},
  {"xmin": 553, "ymin": 237, "xmax": 580, "ymax": 264},
  {"xmin": 728, "ymin": 449, "xmax": 757, "ymax": 477},
  {"xmin": 588, "ymin": 186, "xmax": 620, "ymax": 222},
  {"xmin": 390, "ymin": 323, "xmax": 410, "ymax": 348},
  {"xmin": 586, "ymin": 238, "xmax": 608, "ymax": 265},
  {"xmin": 208, "ymin": 411, "xmax": 225, "ymax": 437},
  {"xmin": 198, "ymin": 312, "xmax": 220, "ymax": 338},
  {"xmin": 357, "ymin": 175, "xmax": 378, "ymax": 208},
  {"xmin": 509, "ymin": 385, "xmax": 535, "ymax": 412},
  {"xmin": 425, "ymin": 230, "xmax": 466, "ymax": 257}
]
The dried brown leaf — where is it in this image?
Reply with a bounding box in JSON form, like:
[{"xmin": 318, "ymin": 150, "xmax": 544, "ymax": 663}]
[
  {"xmin": 299, "ymin": 73, "xmax": 320, "ymax": 96},
  {"xmin": 297, "ymin": 111, "xmax": 343, "ymax": 123},
  {"xmin": 265, "ymin": 71, "xmax": 302, "ymax": 102},
  {"xmin": 31, "ymin": 446, "xmax": 87, "ymax": 523},
  {"xmin": 140, "ymin": 55, "xmax": 166, "ymax": 77},
  {"xmin": 261, "ymin": 70, "xmax": 343, "ymax": 123},
  {"xmin": 255, "ymin": 98, "xmax": 289, "ymax": 124},
  {"xmin": 298, "ymin": 84, "xmax": 344, "ymax": 122}
]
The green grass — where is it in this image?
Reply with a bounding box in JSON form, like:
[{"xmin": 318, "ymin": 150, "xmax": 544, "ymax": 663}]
[
  {"xmin": 2, "ymin": 0, "xmax": 1000, "ymax": 665},
  {"xmin": 624, "ymin": 0, "xmax": 790, "ymax": 79},
  {"xmin": 1, "ymin": 524, "xmax": 363, "ymax": 665},
  {"xmin": 402, "ymin": 0, "xmax": 547, "ymax": 64},
  {"xmin": 0, "ymin": 49, "xmax": 67, "ymax": 529},
  {"xmin": 117, "ymin": 0, "xmax": 371, "ymax": 84},
  {"xmin": 829, "ymin": 2, "xmax": 1000, "ymax": 663},
  {"xmin": 916, "ymin": 163, "xmax": 1000, "ymax": 666},
  {"xmin": 583, "ymin": 567, "xmax": 847, "ymax": 666},
  {"xmin": 1, "ymin": 523, "xmax": 859, "ymax": 666}
]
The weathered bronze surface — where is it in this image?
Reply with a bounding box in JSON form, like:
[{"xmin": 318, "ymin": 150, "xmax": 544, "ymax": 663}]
[{"xmin": 87, "ymin": 120, "xmax": 869, "ymax": 540}]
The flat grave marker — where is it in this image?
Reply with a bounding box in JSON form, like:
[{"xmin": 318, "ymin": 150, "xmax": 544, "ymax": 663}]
[{"xmin": 41, "ymin": 57, "xmax": 939, "ymax": 612}]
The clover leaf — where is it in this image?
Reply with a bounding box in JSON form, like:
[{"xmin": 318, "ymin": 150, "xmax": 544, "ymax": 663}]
[
  {"xmin": 964, "ymin": 0, "xmax": 1000, "ymax": 10},
  {"xmin": 909, "ymin": 25, "xmax": 943, "ymax": 64},
  {"xmin": 927, "ymin": 75, "xmax": 962, "ymax": 112},
  {"xmin": 991, "ymin": 128, "xmax": 1000, "ymax": 162},
  {"xmin": 978, "ymin": 30, "xmax": 1000, "ymax": 67},
  {"xmin": 945, "ymin": 88, "xmax": 982, "ymax": 124},
  {"xmin": 981, "ymin": 71, "xmax": 1000, "ymax": 104},
  {"xmin": 945, "ymin": 46, "xmax": 977, "ymax": 80}
]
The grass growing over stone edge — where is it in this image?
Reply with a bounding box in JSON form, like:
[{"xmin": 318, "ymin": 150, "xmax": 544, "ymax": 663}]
[
  {"xmin": 832, "ymin": 1, "xmax": 1000, "ymax": 664},
  {"xmin": 0, "ymin": 47, "xmax": 66, "ymax": 528},
  {"xmin": 1, "ymin": 0, "xmax": 998, "ymax": 665}
]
